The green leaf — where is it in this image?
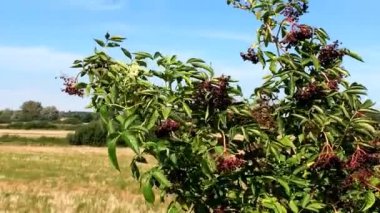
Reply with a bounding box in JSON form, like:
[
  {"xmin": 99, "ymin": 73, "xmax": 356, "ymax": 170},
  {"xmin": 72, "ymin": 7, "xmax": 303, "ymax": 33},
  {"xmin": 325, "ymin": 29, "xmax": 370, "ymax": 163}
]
[
  {"xmin": 122, "ymin": 132, "xmax": 140, "ymax": 154},
  {"xmin": 190, "ymin": 62, "xmax": 214, "ymax": 76},
  {"xmin": 310, "ymin": 55, "xmax": 320, "ymax": 71},
  {"xmin": 182, "ymin": 102, "xmax": 192, "ymax": 118},
  {"xmin": 94, "ymin": 39, "xmax": 105, "ymax": 47},
  {"xmin": 167, "ymin": 201, "xmax": 182, "ymax": 213},
  {"xmin": 152, "ymin": 169, "xmax": 172, "ymax": 188},
  {"xmin": 362, "ymin": 191, "xmax": 376, "ymax": 211},
  {"xmin": 134, "ymin": 51, "xmax": 153, "ymax": 60},
  {"xmin": 289, "ymin": 200, "xmax": 299, "ymax": 213},
  {"xmin": 109, "ymin": 35, "xmax": 126, "ymax": 42},
  {"xmin": 162, "ymin": 106, "xmax": 172, "ymax": 120},
  {"xmin": 277, "ymin": 178, "xmax": 291, "ymax": 196},
  {"xmin": 147, "ymin": 110, "xmax": 160, "ymax": 130},
  {"xmin": 107, "ymin": 135, "xmax": 120, "ymax": 171},
  {"xmin": 131, "ymin": 160, "xmax": 140, "ymax": 179},
  {"xmin": 345, "ymin": 49, "xmax": 364, "ymax": 62},
  {"xmin": 121, "ymin": 48, "xmax": 132, "ymax": 59},
  {"xmin": 305, "ymin": 203, "xmax": 326, "ymax": 212},
  {"xmin": 142, "ymin": 180, "xmax": 155, "ymax": 204},
  {"xmin": 301, "ymin": 194, "xmax": 310, "ymax": 208},
  {"xmin": 187, "ymin": 58, "xmax": 205, "ymax": 63}
]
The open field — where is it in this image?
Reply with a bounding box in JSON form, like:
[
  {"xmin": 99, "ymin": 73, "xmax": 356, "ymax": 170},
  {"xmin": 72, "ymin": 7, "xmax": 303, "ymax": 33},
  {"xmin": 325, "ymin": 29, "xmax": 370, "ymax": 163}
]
[
  {"xmin": 0, "ymin": 129, "xmax": 73, "ymax": 138},
  {"xmin": 0, "ymin": 145, "xmax": 167, "ymax": 213}
]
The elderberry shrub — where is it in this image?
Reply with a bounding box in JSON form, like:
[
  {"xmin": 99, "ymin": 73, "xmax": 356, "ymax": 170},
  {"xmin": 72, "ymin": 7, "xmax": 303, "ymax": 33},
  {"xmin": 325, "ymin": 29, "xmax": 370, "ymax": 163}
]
[{"xmin": 69, "ymin": 0, "xmax": 380, "ymax": 212}]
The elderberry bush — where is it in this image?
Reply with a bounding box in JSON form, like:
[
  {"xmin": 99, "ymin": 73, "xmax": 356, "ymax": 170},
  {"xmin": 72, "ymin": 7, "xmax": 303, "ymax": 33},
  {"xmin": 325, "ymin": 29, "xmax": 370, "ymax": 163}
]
[{"xmin": 66, "ymin": 0, "xmax": 380, "ymax": 212}]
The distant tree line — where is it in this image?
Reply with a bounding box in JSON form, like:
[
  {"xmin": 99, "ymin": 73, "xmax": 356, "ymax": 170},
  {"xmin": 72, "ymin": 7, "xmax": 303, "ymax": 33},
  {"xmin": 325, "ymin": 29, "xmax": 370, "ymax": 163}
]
[{"xmin": 0, "ymin": 100, "xmax": 96, "ymax": 124}]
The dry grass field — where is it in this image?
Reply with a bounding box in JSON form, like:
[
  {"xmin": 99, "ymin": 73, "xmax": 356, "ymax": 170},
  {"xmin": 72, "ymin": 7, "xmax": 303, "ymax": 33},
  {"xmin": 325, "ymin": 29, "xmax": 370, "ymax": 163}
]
[
  {"xmin": 0, "ymin": 145, "xmax": 168, "ymax": 213},
  {"xmin": 0, "ymin": 129, "xmax": 73, "ymax": 138}
]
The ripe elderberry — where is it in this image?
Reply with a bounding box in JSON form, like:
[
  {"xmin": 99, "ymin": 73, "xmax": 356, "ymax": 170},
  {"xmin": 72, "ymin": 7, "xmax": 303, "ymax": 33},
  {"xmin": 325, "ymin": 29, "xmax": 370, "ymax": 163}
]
[
  {"xmin": 282, "ymin": 24, "xmax": 313, "ymax": 49},
  {"xmin": 155, "ymin": 119, "xmax": 180, "ymax": 138},
  {"xmin": 346, "ymin": 147, "xmax": 368, "ymax": 170},
  {"xmin": 295, "ymin": 82, "xmax": 323, "ymax": 103},
  {"xmin": 217, "ymin": 155, "xmax": 245, "ymax": 173},
  {"xmin": 240, "ymin": 48, "xmax": 259, "ymax": 64},
  {"xmin": 312, "ymin": 143, "xmax": 342, "ymax": 170},
  {"xmin": 60, "ymin": 76, "xmax": 84, "ymax": 97},
  {"xmin": 193, "ymin": 75, "xmax": 232, "ymax": 112},
  {"xmin": 318, "ymin": 41, "xmax": 345, "ymax": 67},
  {"xmin": 281, "ymin": 1, "xmax": 308, "ymax": 22}
]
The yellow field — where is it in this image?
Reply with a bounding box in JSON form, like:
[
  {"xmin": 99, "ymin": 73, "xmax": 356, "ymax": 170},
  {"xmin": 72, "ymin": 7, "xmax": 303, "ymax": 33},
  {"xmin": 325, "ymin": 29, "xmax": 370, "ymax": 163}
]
[
  {"xmin": 0, "ymin": 129, "xmax": 73, "ymax": 138},
  {"xmin": 0, "ymin": 145, "xmax": 167, "ymax": 212}
]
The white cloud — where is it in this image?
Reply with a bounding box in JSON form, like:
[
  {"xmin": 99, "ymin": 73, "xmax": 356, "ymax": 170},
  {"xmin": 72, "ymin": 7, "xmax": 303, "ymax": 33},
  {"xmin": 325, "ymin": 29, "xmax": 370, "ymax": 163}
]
[{"xmin": 0, "ymin": 46, "xmax": 82, "ymax": 74}]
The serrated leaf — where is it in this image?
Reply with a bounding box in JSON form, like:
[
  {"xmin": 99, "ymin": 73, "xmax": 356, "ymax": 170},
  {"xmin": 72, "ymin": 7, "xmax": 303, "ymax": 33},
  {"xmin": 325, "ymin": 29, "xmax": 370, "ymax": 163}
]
[
  {"xmin": 107, "ymin": 135, "xmax": 120, "ymax": 171},
  {"xmin": 182, "ymin": 102, "xmax": 192, "ymax": 118},
  {"xmin": 277, "ymin": 178, "xmax": 291, "ymax": 196},
  {"xmin": 310, "ymin": 55, "xmax": 321, "ymax": 71},
  {"xmin": 147, "ymin": 110, "xmax": 159, "ymax": 130},
  {"xmin": 289, "ymin": 200, "xmax": 299, "ymax": 213},
  {"xmin": 122, "ymin": 132, "xmax": 140, "ymax": 154},
  {"xmin": 301, "ymin": 194, "xmax": 310, "ymax": 208},
  {"xmin": 305, "ymin": 203, "xmax": 326, "ymax": 212},
  {"xmin": 362, "ymin": 191, "xmax": 376, "ymax": 211},
  {"xmin": 152, "ymin": 169, "xmax": 172, "ymax": 188},
  {"xmin": 142, "ymin": 180, "xmax": 155, "ymax": 204}
]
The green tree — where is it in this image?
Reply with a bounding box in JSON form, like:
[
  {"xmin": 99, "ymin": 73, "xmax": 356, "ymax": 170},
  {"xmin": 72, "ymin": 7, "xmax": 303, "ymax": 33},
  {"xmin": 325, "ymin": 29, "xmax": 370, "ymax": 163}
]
[
  {"xmin": 20, "ymin": 100, "xmax": 43, "ymax": 121},
  {"xmin": 0, "ymin": 109, "xmax": 13, "ymax": 123},
  {"xmin": 40, "ymin": 106, "xmax": 59, "ymax": 121},
  {"xmin": 65, "ymin": 1, "xmax": 380, "ymax": 212}
]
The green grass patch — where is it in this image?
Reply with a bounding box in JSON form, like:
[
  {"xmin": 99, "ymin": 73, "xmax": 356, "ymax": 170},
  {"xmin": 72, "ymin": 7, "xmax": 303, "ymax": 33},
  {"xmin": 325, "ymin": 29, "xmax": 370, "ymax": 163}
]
[{"xmin": 0, "ymin": 135, "xmax": 69, "ymax": 146}]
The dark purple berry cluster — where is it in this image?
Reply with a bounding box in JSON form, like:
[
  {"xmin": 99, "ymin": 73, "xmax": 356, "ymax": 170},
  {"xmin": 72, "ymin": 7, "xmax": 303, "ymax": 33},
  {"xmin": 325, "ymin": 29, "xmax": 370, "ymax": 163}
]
[
  {"xmin": 60, "ymin": 76, "xmax": 84, "ymax": 97},
  {"xmin": 281, "ymin": 1, "xmax": 308, "ymax": 22},
  {"xmin": 295, "ymin": 82, "xmax": 323, "ymax": 102},
  {"xmin": 318, "ymin": 41, "xmax": 345, "ymax": 67},
  {"xmin": 327, "ymin": 79, "xmax": 339, "ymax": 91},
  {"xmin": 217, "ymin": 155, "xmax": 245, "ymax": 173},
  {"xmin": 312, "ymin": 143, "xmax": 342, "ymax": 171},
  {"xmin": 282, "ymin": 24, "xmax": 313, "ymax": 49},
  {"xmin": 240, "ymin": 48, "xmax": 259, "ymax": 64},
  {"xmin": 193, "ymin": 75, "xmax": 232, "ymax": 112},
  {"xmin": 155, "ymin": 119, "xmax": 180, "ymax": 138}
]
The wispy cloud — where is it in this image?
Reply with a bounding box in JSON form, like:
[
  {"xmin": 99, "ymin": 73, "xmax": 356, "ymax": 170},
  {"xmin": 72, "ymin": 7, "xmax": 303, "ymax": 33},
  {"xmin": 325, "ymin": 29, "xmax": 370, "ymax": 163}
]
[
  {"xmin": 0, "ymin": 46, "xmax": 87, "ymax": 111},
  {"xmin": 0, "ymin": 46, "xmax": 82, "ymax": 74},
  {"xmin": 66, "ymin": 0, "xmax": 125, "ymax": 11}
]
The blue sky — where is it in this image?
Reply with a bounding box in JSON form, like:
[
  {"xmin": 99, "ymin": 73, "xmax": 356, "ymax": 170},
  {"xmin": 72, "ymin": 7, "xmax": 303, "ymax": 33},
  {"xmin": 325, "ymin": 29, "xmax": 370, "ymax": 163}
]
[{"xmin": 0, "ymin": 0, "xmax": 379, "ymax": 111}]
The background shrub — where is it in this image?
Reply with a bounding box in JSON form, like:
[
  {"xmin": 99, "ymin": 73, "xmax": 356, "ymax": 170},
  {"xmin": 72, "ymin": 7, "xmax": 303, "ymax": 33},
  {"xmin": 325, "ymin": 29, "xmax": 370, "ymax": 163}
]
[
  {"xmin": 7, "ymin": 121, "xmax": 57, "ymax": 130},
  {"xmin": 67, "ymin": 120, "xmax": 107, "ymax": 146}
]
